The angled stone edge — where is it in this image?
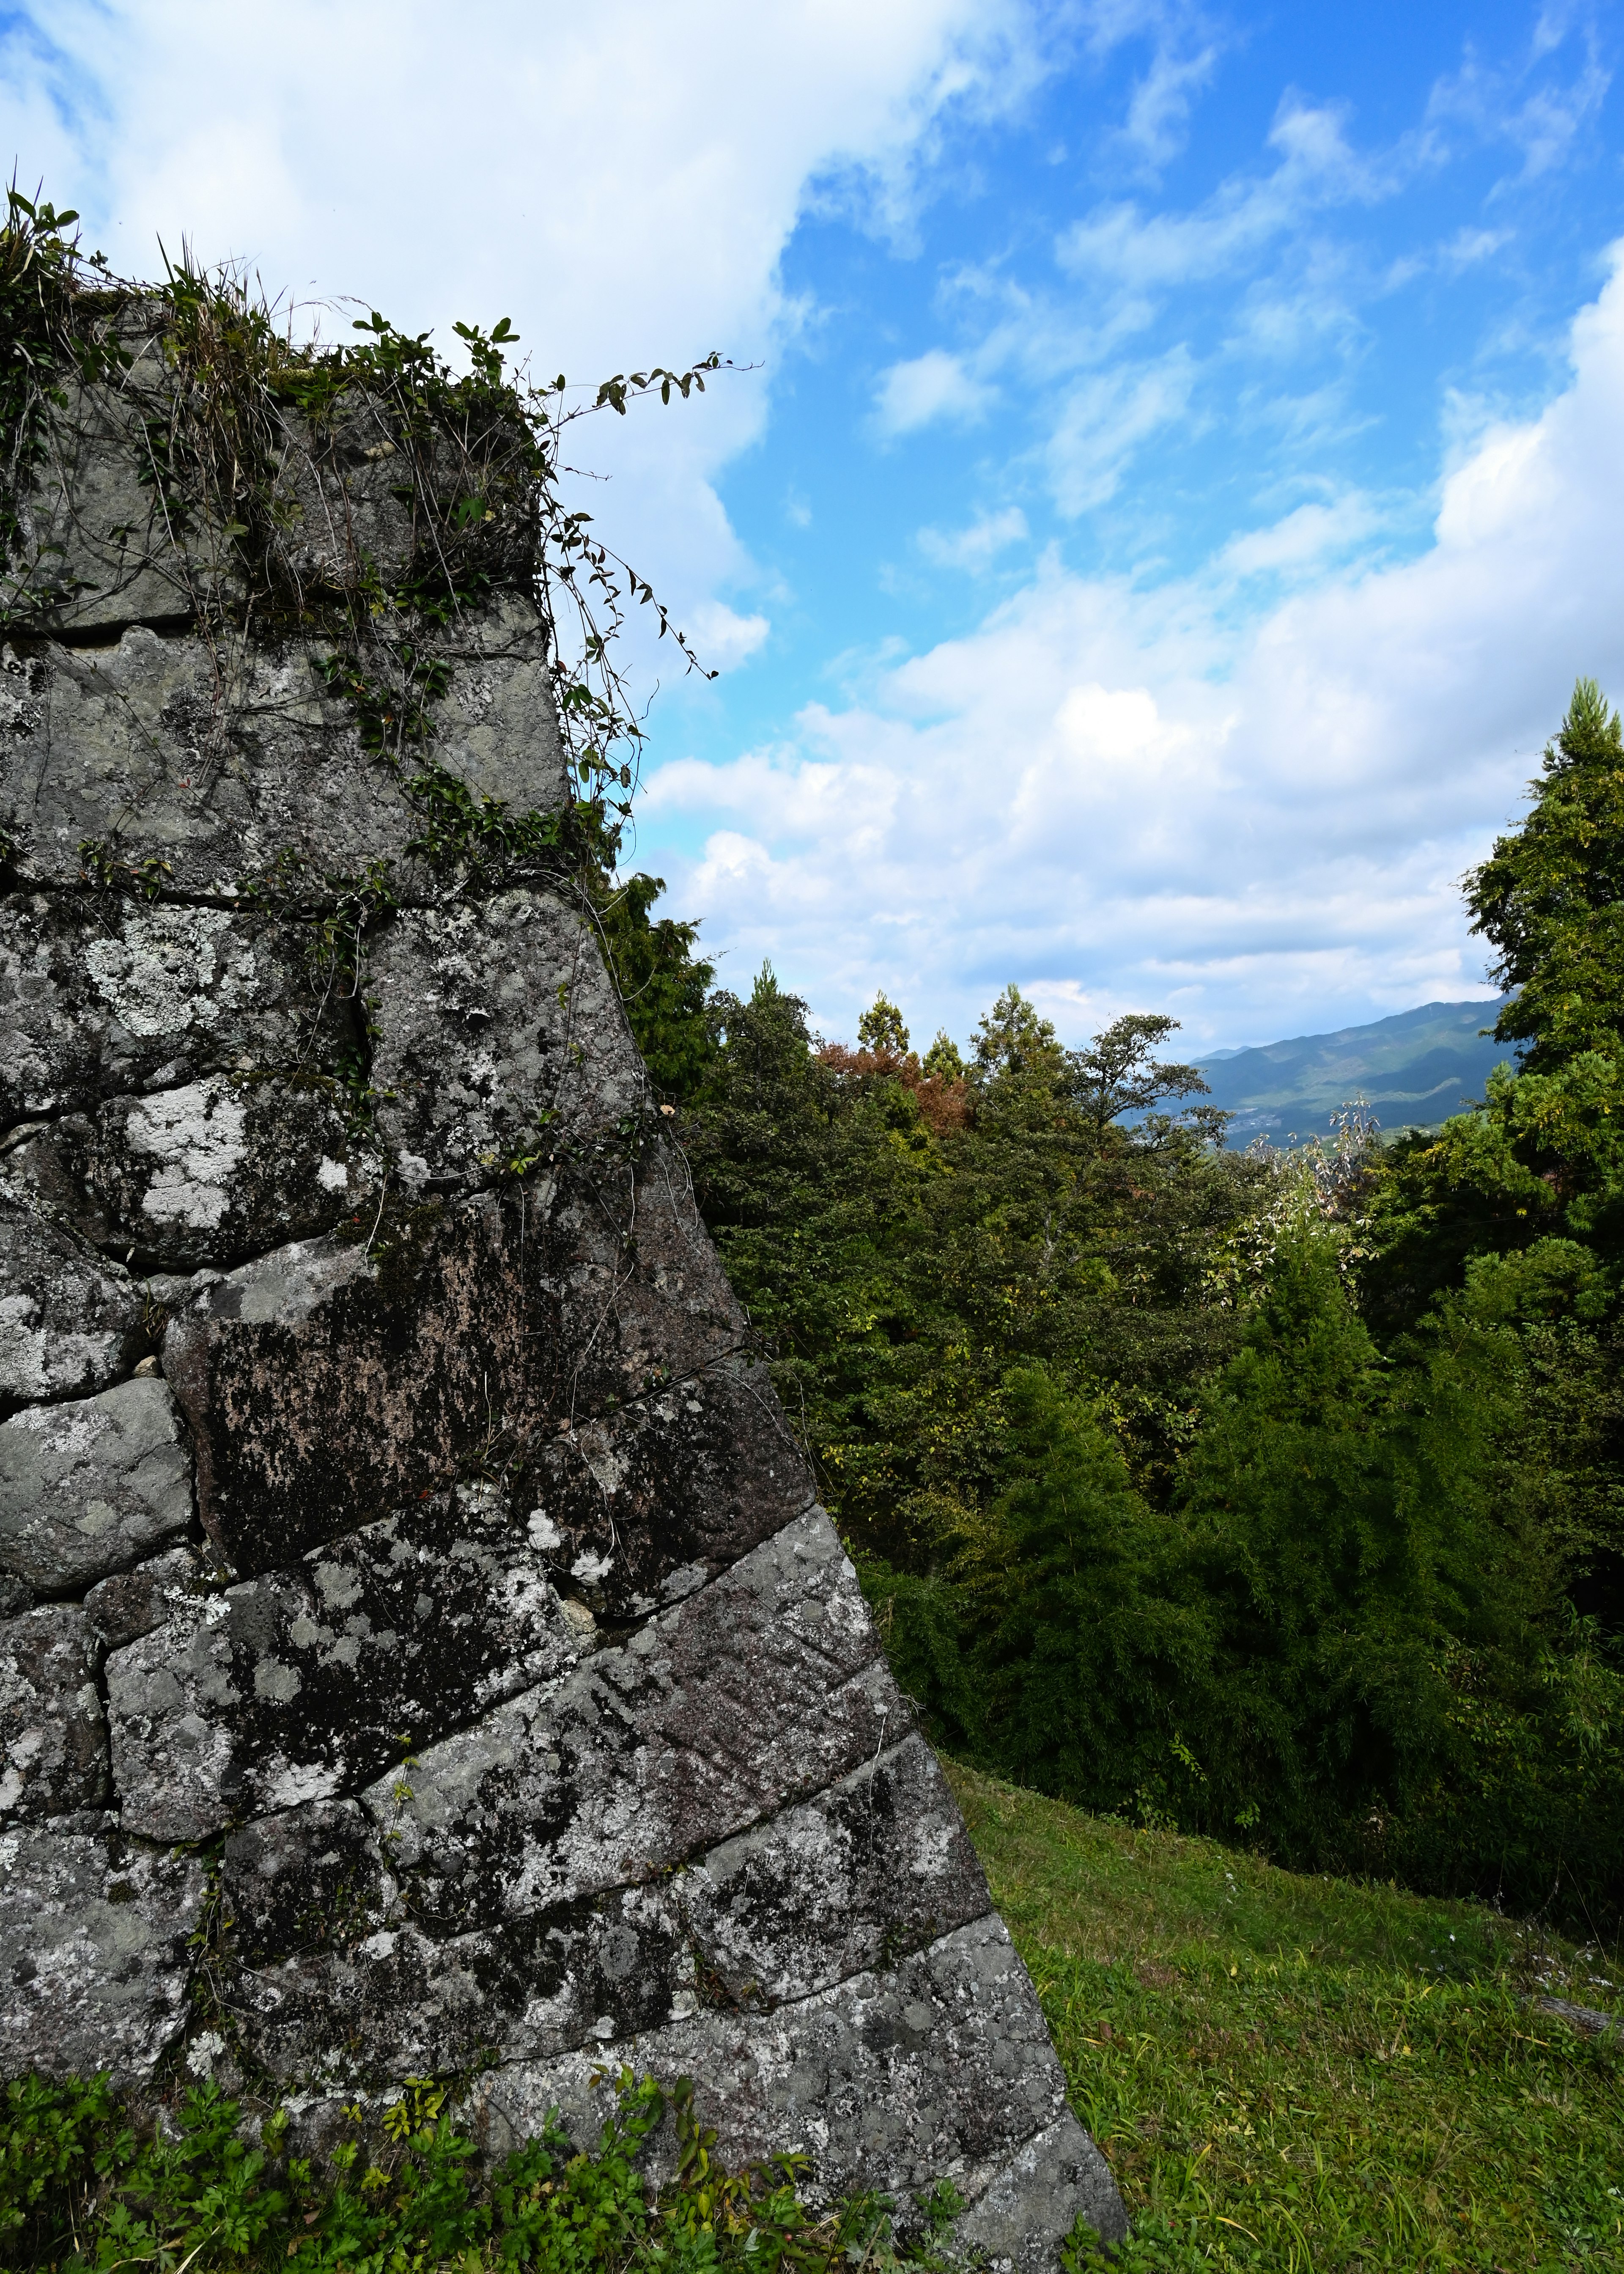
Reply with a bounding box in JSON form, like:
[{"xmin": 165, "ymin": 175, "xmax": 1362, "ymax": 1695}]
[
  {"xmin": 468, "ymin": 1913, "xmax": 1124, "ymax": 2273},
  {"xmin": 218, "ymin": 1730, "xmax": 989, "ymax": 2089},
  {"xmin": 956, "ymin": 2113, "xmax": 1128, "ymax": 2269}
]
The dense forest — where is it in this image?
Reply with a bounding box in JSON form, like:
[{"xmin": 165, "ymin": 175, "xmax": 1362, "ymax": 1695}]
[{"xmin": 602, "ymin": 680, "xmax": 1624, "ymax": 1937}]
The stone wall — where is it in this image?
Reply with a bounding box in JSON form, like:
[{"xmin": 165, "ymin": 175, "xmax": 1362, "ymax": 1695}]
[{"xmin": 0, "ymin": 290, "xmax": 1126, "ymax": 2267}]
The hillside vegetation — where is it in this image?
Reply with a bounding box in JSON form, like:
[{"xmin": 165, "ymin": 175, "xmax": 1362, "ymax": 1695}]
[
  {"xmin": 1192, "ymin": 1000, "xmax": 1514, "ymax": 1142},
  {"xmin": 949, "ymin": 1761, "xmax": 1624, "ymax": 2272},
  {"xmin": 609, "ymin": 678, "xmax": 1624, "ymax": 1934}
]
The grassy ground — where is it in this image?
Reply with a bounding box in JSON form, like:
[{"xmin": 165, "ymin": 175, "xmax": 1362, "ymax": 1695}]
[{"xmin": 944, "ymin": 1760, "xmax": 1624, "ymax": 2272}]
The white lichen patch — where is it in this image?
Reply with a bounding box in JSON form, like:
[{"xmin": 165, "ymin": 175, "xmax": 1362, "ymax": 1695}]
[
  {"xmin": 84, "ymin": 910, "xmax": 249, "ymax": 1041},
  {"xmin": 127, "ymin": 1083, "xmax": 248, "ymax": 1231}
]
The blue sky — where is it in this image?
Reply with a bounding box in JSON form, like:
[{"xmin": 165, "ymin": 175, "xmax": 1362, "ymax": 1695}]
[{"xmin": 6, "ymin": 0, "xmax": 1624, "ymax": 1051}]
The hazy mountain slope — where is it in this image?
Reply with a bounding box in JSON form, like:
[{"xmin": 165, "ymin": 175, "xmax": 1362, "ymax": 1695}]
[{"xmin": 1194, "ymin": 999, "xmax": 1514, "ymax": 1141}]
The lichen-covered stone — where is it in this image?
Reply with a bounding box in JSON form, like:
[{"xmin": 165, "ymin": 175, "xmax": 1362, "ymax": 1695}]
[
  {"xmin": 0, "ymin": 1606, "xmax": 107, "ymax": 1821},
  {"xmin": 220, "ymin": 1802, "xmax": 692, "ymax": 2087},
  {"xmin": 0, "ymin": 1376, "xmax": 192, "ymax": 1591},
  {"xmin": 0, "ymin": 1202, "xmax": 143, "ymax": 1415},
  {"xmin": 366, "ymin": 1510, "xmax": 899, "ymax": 1935},
  {"xmin": 0, "ymin": 1823, "xmax": 205, "ymax": 2086},
  {"xmin": 956, "ymin": 2114, "xmax": 1129, "ymax": 2267},
  {"xmin": 0, "ymin": 609, "xmax": 563, "ymax": 895},
  {"xmin": 0, "ymin": 893, "xmax": 354, "ymax": 1124},
  {"xmin": 675, "ymin": 1735, "xmax": 988, "ymax": 2010},
  {"xmin": 2, "ymin": 1081, "xmax": 381, "ymax": 1274},
  {"xmin": 22, "ymin": 366, "xmax": 202, "ymax": 634},
  {"xmin": 85, "ymin": 1544, "xmax": 207, "ymax": 1651},
  {"xmin": 163, "ymin": 1187, "xmax": 807, "ymax": 1586},
  {"xmin": 369, "ymin": 888, "xmax": 645, "ymax": 1188},
  {"xmin": 474, "ymin": 1914, "xmax": 1123, "ymax": 2255},
  {"xmin": 108, "ymin": 1486, "xmax": 584, "ymax": 1841},
  {"xmin": 210, "ymin": 1736, "xmax": 985, "ymax": 2089}
]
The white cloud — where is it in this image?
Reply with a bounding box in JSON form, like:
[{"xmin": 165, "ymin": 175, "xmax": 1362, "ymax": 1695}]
[
  {"xmin": 1219, "ymin": 493, "xmax": 1380, "ymax": 577},
  {"xmin": 919, "ymin": 505, "xmax": 1029, "ymax": 568},
  {"xmin": 640, "ymin": 245, "xmax": 1624, "ymax": 1050},
  {"xmin": 0, "ymin": 0, "xmax": 1035, "ymax": 643},
  {"xmin": 1057, "ymin": 94, "xmax": 1386, "ymax": 293},
  {"xmin": 873, "ymin": 347, "xmax": 995, "ymax": 435},
  {"xmin": 1427, "ymin": 21, "xmax": 1610, "ymax": 184},
  {"xmin": 1046, "ymin": 347, "xmax": 1195, "ymax": 513},
  {"xmin": 682, "ymin": 601, "xmax": 772, "ymax": 673}
]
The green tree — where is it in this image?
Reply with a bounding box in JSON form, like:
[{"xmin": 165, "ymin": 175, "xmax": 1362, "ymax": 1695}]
[
  {"xmin": 1470, "ymin": 676, "xmax": 1624, "ymax": 1075},
  {"xmin": 970, "ymin": 985, "xmax": 1065, "ymax": 1087},
  {"xmin": 595, "ymin": 871, "xmax": 715, "ymax": 1098},
  {"xmin": 857, "ymin": 991, "xmax": 910, "ymax": 1055},
  {"xmin": 1064, "ymin": 1012, "xmax": 1211, "ymax": 1139}
]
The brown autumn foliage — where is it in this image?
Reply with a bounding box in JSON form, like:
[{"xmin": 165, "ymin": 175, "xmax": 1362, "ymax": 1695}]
[{"xmin": 814, "ymin": 1042, "xmax": 973, "ymax": 1136}]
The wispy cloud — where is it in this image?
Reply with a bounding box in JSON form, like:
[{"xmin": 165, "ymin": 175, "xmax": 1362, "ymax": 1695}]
[
  {"xmin": 1218, "ymin": 492, "xmax": 1380, "ymax": 577},
  {"xmin": 1427, "ymin": 15, "xmax": 1610, "ymax": 184},
  {"xmin": 873, "ymin": 346, "xmax": 995, "ymax": 434},
  {"xmin": 919, "ymin": 505, "xmax": 1030, "ymax": 568},
  {"xmin": 1058, "ymin": 95, "xmax": 1399, "ymax": 292},
  {"xmin": 1046, "ymin": 347, "xmax": 1196, "ymax": 513}
]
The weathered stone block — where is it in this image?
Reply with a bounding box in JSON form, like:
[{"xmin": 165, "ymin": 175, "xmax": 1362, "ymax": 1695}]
[
  {"xmin": 0, "ymin": 1202, "xmax": 143, "ymax": 1415},
  {"xmin": 0, "ymin": 893, "xmax": 353, "ymax": 1124},
  {"xmin": 0, "ymin": 1824, "xmax": 205, "ymax": 2087},
  {"xmin": 1, "ymin": 608, "xmax": 563, "ymax": 896},
  {"xmin": 85, "ymin": 1544, "xmax": 206, "ymax": 1651},
  {"xmin": 676, "ymin": 1734, "xmax": 989, "ymax": 2010},
  {"xmin": 211, "ymin": 1735, "xmax": 985, "ymax": 2089},
  {"xmin": 0, "ymin": 1376, "xmax": 192, "ymax": 1592},
  {"xmin": 473, "ymin": 1914, "xmax": 1123, "ymax": 2258},
  {"xmin": 369, "ymin": 888, "xmax": 644, "ymax": 1188},
  {"xmin": 108, "ymin": 1486, "xmax": 584, "ymax": 1841},
  {"xmin": 957, "ymin": 2112, "xmax": 1129, "ymax": 2266},
  {"xmin": 1, "ymin": 1080, "xmax": 381, "ymax": 1274},
  {"xmin": 0, "ymin": 1606, "xmax": 107, "ymax": 1821},
  {"xmin": 367, "ymin": 1509, "xmax": 900, "ymax": 1935},
  {"xmin": 163, "ymin": 1186, "xmax": 807, "ymax": 1585},
  {"xmin": 22, "ymin": 368, "xmax": 201, "ymax": 633}
]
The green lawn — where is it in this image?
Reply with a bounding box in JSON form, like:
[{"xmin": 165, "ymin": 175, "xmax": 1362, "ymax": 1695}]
[{"xmin": 944, "ymin": 1761, "xmax": 1624, "ymax": 2272}]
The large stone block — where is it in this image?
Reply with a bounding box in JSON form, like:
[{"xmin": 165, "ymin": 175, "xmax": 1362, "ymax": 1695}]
[
  {"xmin": 214, "ymin": 1734, "xmax": 987, "ymax": 2090},
  {"xmin": 0, "ymin": 606, "xmax": 563, "ymax": 897},
  {"xmin": 162, "ymin": 1186, "xmax": 807, "ymax": 1586},
  {"xmin": 0, "ymin": 1824, "xmax": 205, "ymax": 2087},
  {"xmin": 0, "ymin": 893, "xmax": 353, "ymax": 1124},
  {"xmin": 2, "ymin": 1081, "xmax": 381, "ymax": 1275},
  {"xmin": 85, "ymin": 1544, "xmax": 207, "ymax": 1651},
  {"xmin": 21, "ymin": 366, "xmax": 200, "ymax": 633},
  {"xmin": 0, "ymin": 1605, "xmax": 107, "ymax": 1821},
  {"xmin": 369, "ymin": 888, "xmax": 645, "ymax": 1189},
  {"xmin": 107, "ymin": 1486, "xmax": 584, "ymax": 1841},
  {"xmin": 0, "ymin": 1376, "xmax": 192, "ymax": 1592},
  {"xmin": 473, "ymin": 1914, "xmax": 1125, "ymax": 2258},
  {"xmin": 366, "ymin": 1510, "xmax": 899, "ymax": 1936},
  {"xmin": 0, "ymin": 1203, "xmax": 143, "ymax": 1416}
]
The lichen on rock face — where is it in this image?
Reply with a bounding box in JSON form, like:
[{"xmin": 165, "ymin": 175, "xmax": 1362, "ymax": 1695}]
[
  {"xmin": 0, "ymin": 1604, "xmax": 108, "ymax": 1821},
  {"xmin": 0, "ymin": 1375, "xmax": 192, "ymax": 1591},
  {"xmin": 107, "ymin": 1486, "xmax": 586, "ymax": 1842},
  {"xmin": 0, "ymin": 894, "xmax": 351, "ymax": 1125},
  {"xmin": 0, "ymin": 1824, "xmax": 205, "ymax": 2087},
  {"xmin": 0, "ymin": 1203, "xmax": 143, "ymax": 1415}
]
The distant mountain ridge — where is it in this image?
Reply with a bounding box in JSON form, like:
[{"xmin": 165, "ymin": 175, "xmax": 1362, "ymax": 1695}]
[{"xmin": 1193, "ymin": 1000, "xmax": 1514, "ymax": 1142}]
